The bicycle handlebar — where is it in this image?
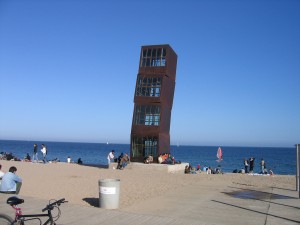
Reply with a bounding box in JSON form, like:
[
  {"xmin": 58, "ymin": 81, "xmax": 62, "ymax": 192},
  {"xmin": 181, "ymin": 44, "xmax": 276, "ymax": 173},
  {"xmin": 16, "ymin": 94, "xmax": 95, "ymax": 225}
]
[{"xmin": 42, "ymin": 198, "xmax": 67, "ymax": 212}]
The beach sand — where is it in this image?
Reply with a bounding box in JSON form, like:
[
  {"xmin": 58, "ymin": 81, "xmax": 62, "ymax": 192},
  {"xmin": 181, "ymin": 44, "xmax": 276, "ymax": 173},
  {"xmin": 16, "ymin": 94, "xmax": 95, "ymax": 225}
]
[{"xmin": 0, "ymin": 160, "xmax": 296, "ymax": 210}]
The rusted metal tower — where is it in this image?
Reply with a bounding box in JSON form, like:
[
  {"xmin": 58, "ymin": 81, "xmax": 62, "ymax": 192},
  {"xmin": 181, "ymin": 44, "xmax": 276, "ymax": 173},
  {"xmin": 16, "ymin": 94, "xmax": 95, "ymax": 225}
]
[{"xmin": 130, "ymin": 44, "xmax": 177, "ymax": 162}]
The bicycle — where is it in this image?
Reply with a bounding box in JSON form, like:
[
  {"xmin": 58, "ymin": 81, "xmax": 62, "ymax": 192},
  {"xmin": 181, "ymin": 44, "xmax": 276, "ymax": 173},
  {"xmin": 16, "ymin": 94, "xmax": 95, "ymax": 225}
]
[{"xmin": 0, "ymin": 196, "xmax": 67, "ymax": 225}]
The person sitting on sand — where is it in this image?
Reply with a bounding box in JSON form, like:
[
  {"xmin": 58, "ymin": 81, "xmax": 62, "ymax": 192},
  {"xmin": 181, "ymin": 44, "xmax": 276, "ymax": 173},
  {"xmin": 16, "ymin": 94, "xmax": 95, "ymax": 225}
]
[
  {"xmin": 144, "ymin": 155, "xmax": 153, "ymax": 164},
  {"xmin": 161, "ymin": 154, "xmax": 175, "ymax": 164},
  {"xmin": 158, "ymin": 154, "xmax": 163, "ymax": 164},
  {"xmin": 5, "ymin": 152, "xmax": 14, "ymax": 161},
  {"xmin": 184, "ymin": 165, "xmax": 196, "ymax": 174},
  {"xmin": 161, "ymin": 153, "xmax": 168, "ymax": 163},
  {"xmin": 184, "ymin": 165, "xmax": 190, "ymax": 174},
  {"xmin": 117, "ymin": 153, "xmax": 124, "ymax": 169},
  {"xmin": 214, "ymin": 166, "xmax": 222, "ymax": 174},
  {"xmin": 77, "ymin": 158, "xmax": 83, "ymax": 165},
  {"xmin": 51, "ymin": 158, "xmax": 60, "ymax": 163},
  {"xmin": 269, "ymin": 169, "xmax": 274, "ymax": 176},
  {"xmin": 120, "ymin": 153, "xmax": 130, "ymax": 169},
  {"xmin": 24, "ymin": 153, "xmax": 31, "ymax": 162},
  {"xmin": 0, "ymin": 164, "xmax": 4, "ymax": 178},
  {"xmin": 0, "ymin": 166, "xmax": 22, "ymax": 194},
  {"xmin": 207, "ymin": 167, "xmax": 212, "ymax": 174},
  {"xmin": 190, "ymin": 165, "xmax": 196, "ymax": 174},
  {"xmin": 0, "ymin": 164, "xmax": 4, "ymax": 187}
]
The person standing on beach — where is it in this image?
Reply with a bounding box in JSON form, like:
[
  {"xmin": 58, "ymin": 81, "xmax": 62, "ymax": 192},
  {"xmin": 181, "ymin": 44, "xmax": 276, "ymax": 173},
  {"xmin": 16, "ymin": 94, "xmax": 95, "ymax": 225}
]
[
  {"xmin": 41, "ymin": 144, "xmax": 48, "ymax": 163},
  {"xmin": 260, "ymin": 158, "xmax": 265, "ymax": 174},
  {"xmin": 249, "ymin": 157, "xmax": 255, "ymax": 173},
  {"xmin": 32, "ymin": 143, "xmax": 39, "ymax": 163},
  {"xmin": 244, "ymin": 158, "xmax": 249, "ymax": 173},
  {"xmin": 107, "ymin": 150, "xmax": 115, "ymax": 166}
]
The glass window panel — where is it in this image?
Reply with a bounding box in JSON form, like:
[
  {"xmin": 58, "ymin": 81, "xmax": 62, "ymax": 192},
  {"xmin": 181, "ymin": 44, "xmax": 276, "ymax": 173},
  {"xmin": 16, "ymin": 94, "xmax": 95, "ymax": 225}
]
[
  {"xmin": 141, "ymin": 59, "xmax": 146, "ymax": 67},
  {"xmin": 152, "ymin": 49, "xmax": 156, "ymax": 57},
  {"xmin": 150, "ymin": 88, "xmax": 154, "ymax": 96},
  {"xmin": 137, "ymin": 78, "xmax": 142, "ymax": 85},
  {"xmin": 151, "ymin": 59, "xmax": 156, "ymax": 67},
  {"xmin": 162, "ymin": 48, "xmax": 166, "ymax": 57},
  {"xmin": 147, "ymin": 49, "xmax": 151, "ymax": 57},
  {"xmin": 135, "ymin": 77, "xmax": 161, "ymax": 97},
  {"xmin": 132, "ymin": 136, "xmax": 158, "ymax": 158},
  {"xmin": 161, "ymin": 58, "xmax": 166, "ymax": 66},
  {"xmin": 157, "ymin": 48, "xmax": 161, "ymax": 57},
  {"xmin": 159, "ymin": 58, "xmax": 163, "ymax": 66},
  {"xmin": 143, "ymin": 50, "xmax": 147, "ymax": 57},
  {"xmin": 156, "ymin": 88, "xmax": 160, "ymax": 96}
]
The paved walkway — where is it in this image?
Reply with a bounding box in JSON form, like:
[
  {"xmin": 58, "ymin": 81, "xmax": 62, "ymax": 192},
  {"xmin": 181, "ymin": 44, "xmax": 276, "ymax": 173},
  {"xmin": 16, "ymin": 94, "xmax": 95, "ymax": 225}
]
[{"xmin": 1, "ymin": 183, "xmax": 300, "ymax": 225}]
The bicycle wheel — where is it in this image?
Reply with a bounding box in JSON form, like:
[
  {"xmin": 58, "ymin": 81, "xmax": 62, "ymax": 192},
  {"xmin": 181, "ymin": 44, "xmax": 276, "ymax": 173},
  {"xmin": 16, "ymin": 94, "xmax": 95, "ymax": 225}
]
[{"xmin": 0, "ymin": 213, "xmax": 14, "ymax": 225}]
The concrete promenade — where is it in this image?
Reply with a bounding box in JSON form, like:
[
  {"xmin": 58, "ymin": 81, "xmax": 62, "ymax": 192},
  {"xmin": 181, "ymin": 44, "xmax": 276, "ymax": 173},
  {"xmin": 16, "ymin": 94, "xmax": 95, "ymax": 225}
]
[{"xmin": 1, "ymin": 179, "xmax": 300, "ymax": 225}]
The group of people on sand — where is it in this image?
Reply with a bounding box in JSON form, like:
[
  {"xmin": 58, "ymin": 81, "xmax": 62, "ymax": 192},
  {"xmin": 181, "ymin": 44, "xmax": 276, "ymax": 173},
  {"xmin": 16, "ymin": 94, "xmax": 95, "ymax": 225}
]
[
  {"xmin": 185, "ymin": 164, "xmax": 222, "ymax": 175},
  {"xmin": 32, "ymin": 143, "xmax": 48, "ymax": 163},
  {"xmin": 242, "ymin": 157, "xmax": 274, "ymax": 175},
  {"xmin": 3, "ymin": 143, "xmax": 49, "ymax": 163},
  {"xmin": 0, "ymin": 164, "xmax": 22, "ymax": 194},
  {"xmin": 143, "ymin": 153, "xmax": 180, "ymax": 165},
  {"xmin": 185, "ymin": 165, "xmax": 197, "ymax": 174},
  {"xmin": 107, "ymin": 150, "xmax": 130, "ymax": 170},
  {"xmin": 158, "ymin": 153, "xmax": 180, "ymax": 164},
  {"xmin": 0, "ymin": 152, "xmax": 21, "ymax": 161}
]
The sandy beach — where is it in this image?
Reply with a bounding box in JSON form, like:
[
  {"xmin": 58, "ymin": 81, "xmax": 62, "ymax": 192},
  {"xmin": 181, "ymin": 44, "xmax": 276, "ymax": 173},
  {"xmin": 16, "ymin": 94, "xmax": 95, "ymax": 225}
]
[{"xmin": 0, "ymin": 160, "xmax": 296, "ymax": 209}]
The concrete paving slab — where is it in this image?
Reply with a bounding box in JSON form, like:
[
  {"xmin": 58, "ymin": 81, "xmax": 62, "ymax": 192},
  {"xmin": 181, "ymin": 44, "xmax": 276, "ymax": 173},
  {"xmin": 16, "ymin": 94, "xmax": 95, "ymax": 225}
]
[{"xmin": 1, "ymin": 180, "xmax": 300, "ymax": 225}]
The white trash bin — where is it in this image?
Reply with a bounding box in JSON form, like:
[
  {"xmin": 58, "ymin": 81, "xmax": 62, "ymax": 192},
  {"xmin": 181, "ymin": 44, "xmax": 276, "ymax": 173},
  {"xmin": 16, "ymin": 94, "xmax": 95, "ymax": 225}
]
[{"xmin": 99, "ymin": 179, "xmax": 120, "ymax": 209}]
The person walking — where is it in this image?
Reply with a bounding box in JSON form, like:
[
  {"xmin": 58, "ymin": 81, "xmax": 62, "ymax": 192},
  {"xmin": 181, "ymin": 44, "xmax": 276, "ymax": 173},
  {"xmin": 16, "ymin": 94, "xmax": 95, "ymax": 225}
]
[
  {"xmin": 41, "ymin": 144, "xmax": 48, "ymax": 163},
  {"xmin": 32, "ymin": 143, "xmax": 39, "ymax": 163}
]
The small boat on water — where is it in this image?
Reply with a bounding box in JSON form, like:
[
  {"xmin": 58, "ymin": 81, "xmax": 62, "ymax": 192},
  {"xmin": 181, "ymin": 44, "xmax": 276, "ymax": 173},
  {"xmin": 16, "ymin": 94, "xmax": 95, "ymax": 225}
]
[{"xmin": 216, "ymin": 147, "xmax": 223, "ymax": 162}]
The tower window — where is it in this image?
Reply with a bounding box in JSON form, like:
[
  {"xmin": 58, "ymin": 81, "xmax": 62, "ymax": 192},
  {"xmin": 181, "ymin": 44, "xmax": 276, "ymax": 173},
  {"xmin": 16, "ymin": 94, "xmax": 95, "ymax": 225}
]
[
  {"xmin": 131, "ymin": 136, "xmax": 158, "ymax": 158},
  {"xmin": 141, "ymin": 48, "xmax": 166, "ymax": 67},
  {"xmin": 135, "ymin": 77, "xmax": 161, "ymax": 97},
  {"xmin": 134, "ymin": 105, "xmax": 160, "ymax": 126}
]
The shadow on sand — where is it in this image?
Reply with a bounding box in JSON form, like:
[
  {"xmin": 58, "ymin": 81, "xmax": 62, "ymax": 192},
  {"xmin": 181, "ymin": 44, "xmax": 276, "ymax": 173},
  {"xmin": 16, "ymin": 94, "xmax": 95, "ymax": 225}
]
[{"xmin": 82, "ymin": 197, "xmax": 99, "ymax": 207}]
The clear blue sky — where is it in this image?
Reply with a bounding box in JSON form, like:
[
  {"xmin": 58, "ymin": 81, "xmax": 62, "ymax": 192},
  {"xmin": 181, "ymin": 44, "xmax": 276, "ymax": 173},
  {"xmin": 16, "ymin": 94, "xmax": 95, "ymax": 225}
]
[{"xmin": 0, "ymin": 0, "xmax": 299, "ymax": 147}]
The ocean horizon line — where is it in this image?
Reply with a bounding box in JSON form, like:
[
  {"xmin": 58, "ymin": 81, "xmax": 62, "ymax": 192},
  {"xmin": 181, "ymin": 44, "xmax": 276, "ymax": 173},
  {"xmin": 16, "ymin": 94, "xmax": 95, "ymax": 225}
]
[{"xmin": 0, "ymin": 139, "xmax": 295, "ymax": 149}]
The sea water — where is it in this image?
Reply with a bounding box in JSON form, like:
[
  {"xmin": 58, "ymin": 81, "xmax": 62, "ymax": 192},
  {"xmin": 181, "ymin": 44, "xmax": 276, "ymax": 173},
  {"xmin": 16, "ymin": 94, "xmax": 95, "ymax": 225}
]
[{"xmin": 0, "ymin": 140, "xmax": 296, "ymax": 175}]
